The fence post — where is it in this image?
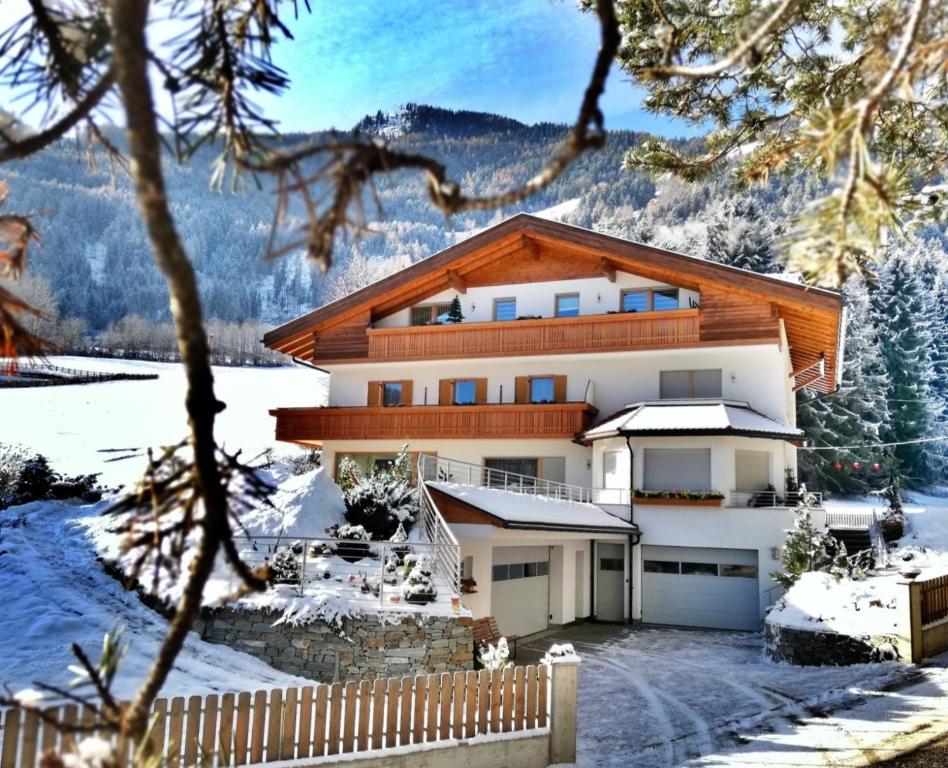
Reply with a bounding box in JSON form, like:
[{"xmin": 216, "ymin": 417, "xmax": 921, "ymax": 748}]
[
  {"xmin": 896, "ymin": 579, "xmax": 923, "ymax": 663},
  {"xmin": 548, "ymin": 658, "xmax": 580, "ymax": 765}
]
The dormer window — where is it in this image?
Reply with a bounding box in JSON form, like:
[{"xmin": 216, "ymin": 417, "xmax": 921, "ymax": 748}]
[
  {"xmin": 493, "ymin": 297, "xmax": 517, "ymax": 321},
  {"xmin": 622, "ymin": 288, "xmax": 679, "ymax": 312}
]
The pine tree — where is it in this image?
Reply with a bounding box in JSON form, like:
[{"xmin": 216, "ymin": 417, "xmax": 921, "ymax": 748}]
[
  {"xmin": 797, "ymin": 274, "xmax": 892, "ymax": 494},
  {"xmin": 873, "ymin": 246, "xmax": 939, "ymax": 486},
  {"xmin": 446, "ymin": 295, "xmax": 464, "ymax": 324},
  {"xmin": 705, "ymin": 196, "xmax": 780, "ymax": 274},
  {"xmin": 914, "ymin": 240, "xmax": 948, "ymax": 483},
  {"xmin": 771, "ymin": 494, "xmax": 849, "ymax": 589}
]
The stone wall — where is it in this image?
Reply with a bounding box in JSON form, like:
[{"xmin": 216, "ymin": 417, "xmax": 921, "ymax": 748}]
[
  {"xmin": 197, "ymin": 608, "xmax": 474, "ymax": 683},
  {"xmin": 765, "ymin": 621, "xmax": 895, "ymax": 666}
]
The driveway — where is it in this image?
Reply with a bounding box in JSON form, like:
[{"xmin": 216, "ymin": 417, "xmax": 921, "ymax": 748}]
[{"xmin": 518, "ymin": 623, "xmax": 915, "ymax": 767}]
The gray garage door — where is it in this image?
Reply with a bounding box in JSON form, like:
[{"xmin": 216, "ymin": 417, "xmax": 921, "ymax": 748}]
[
  {"xmin": 491, "ymin": 546, "xmax": 550, "ymax": 638},
  {"xmin": 641, "ymin": 545, "xmax": 760, "ymax": 631}
]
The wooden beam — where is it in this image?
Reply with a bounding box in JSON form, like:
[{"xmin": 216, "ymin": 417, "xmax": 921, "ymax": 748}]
[
  {"xmin": 445, "ymin": 270, "xmax": 467, "ymax": 294},
  {"xmin": 789, "ymin": 353, "xmax": 825, "ymax": 381},
  {"xmin": 600, "ymin": 257, "xmax": 616, "ymax": 283}
]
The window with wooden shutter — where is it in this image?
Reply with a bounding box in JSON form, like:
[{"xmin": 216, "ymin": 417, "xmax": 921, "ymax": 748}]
[
  {"xmin": 514, "ymin": 376, "xmax": 529, "ymax": 404},
  {"xmin": 553, "ymin": 375, "xmax": 567, "ymax": 403},
  {"xmin": 367, "ymin": 381, "xmax": 382, "ymax": 406},
  {"xmin": 475, "ymin": 378, "xmax": 488, "ymax": 404},
  {"xmin": 439, "ymin": 379, "xmax": 453, "ymax": 405},
  {"xmin": 400, "ymin": 380, "xmax": 413, "ymax": 406}
]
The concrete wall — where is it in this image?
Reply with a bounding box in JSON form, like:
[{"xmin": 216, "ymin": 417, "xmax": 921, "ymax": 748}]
[
  {"xmin": 324, "ymin": 343, "xmax": 789, "ymax": 424},
  {"xmin": 198, "ymin": 609, "xmax": 474, "ymax": 683}
]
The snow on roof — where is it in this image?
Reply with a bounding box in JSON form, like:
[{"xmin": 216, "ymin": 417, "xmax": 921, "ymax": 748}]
[
  {"xmin": 428, "ymin": 481, "xmax": 636, "ymax": 532},
  {"xmin": 583, "ymin": 399, "xmax": 802, "ymax": 441}
]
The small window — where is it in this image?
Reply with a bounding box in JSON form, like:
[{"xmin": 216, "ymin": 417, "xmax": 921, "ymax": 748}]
[
  {"xmin": 530, "ymin": 377, "xmax": 555, "ymax": 403},
  {"xmin": 621, "ymin": 290, "xmax": 649, "ymax": 313},
  {"xmin": 410, "ymin": 303, "xmax": 453, "ymax": 326},
  {"xmin": 681, "ymin": 562, "xmax": 718, "ymax": 577},
  {"xmin": 659, "ymin": 369, "xmax": 723, "ymax": 399},
  {"xmin": 453, "ymin": 379, "xmax": 476, "ymax": 405},
  {"xmin": 555, "ymin": 293, "xmax": 580, "ymax": 318},
  {"xmin": 536, "ymin": 561, "xmax": 550, "ymax": 577},
  {"xmin": 382, "ymin": 382, "xmax": 403, "ymax": 407},
  {"xmin": 653, "ymin": 288, "xmax": 679, "ymax": 310},
  {"xmin": 524, "ymin": 562, "xmax": 538, "ymax": 578},
  {"xmin": 508, "ymin": 563, "xmax": 525, "ymax": 579},
  {"xmin": 644, "ymin": 560, "xmax": 679, "ymax": 574},
  {"xmin": 492, "ymin": 565, "xmax": 509, "ymax": 582},
  {"xmin": 720, "ymin": 564, "xmax": 759, "ymax": 579},
  {"xmin": 600, "ymin": 558, "xmax": 624, "ymax": 572},
  {"xmin": 494, "ymin": 298, "xmax": 517, "ymax": 321}
]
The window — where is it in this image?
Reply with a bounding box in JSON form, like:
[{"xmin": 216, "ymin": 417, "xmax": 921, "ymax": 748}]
[
  {"xmin": 382, "ymin": 382, "xmax": 404, "ymax": 407},
  {"xmin": 492, "ymin": 564, "xmax": 509, "ymax": 582},
  {"xmin": 492, "ymin": 560, "xmax": 549, "ymax": 581},
  {"xmin": 735, "ymin": 449, "xmax": 771, "ymax": 492},
  {"xmin": 602, "ymin": 450, "xmax": 623, "ymax": 489},
  {"xmin": 621, "ymin": 288, "xmax": 679, "ymax": 312},
  {"xmin": 493, "ymin": 298, "xmax": 517, "ymax": 321},
  {"xmin": 644, "ymin": 560, "xmax": 679, "ymax": 574},
  {"xmin": 555, "ymin": 293, "xmax": 580, "ymax": 318},
  {"xmin": 659, "ymin": 369, "xmax": 723, "ymax": 398},
  {"xmin": 410, "ymin": 303, "xmax": 452, "ymax": 326},
  {"xmin": 530, "ymin": 377, "xmax": 555, "ymax": 403},
  {"xmin": 453, "ymin": 379, "xmax": 476, "ymax": 405},
  {"xmin": 600, "ymin": 558, "xmax": 624, "ymax": 572},
  {"xmin": 643, "ymin": 448, "xmax": 712, "ymax": 492},
  {"xmin": 681, "ymin": 562, "xmax": 718, "ymax": 577},
  {"xmin": 720, "ymin": 564, "xmax": 759, "ymax": 579}
]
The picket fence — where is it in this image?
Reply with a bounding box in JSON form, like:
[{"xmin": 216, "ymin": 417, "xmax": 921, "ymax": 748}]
[{"xmin": 1, "ymin": 665, "xmax": 551, "ymax": 767}]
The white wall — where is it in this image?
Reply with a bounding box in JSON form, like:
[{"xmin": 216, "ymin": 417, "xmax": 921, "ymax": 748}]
[
  {"xmin": 373, "ymin": 273, "xmax": 699, "ymax": 328},
  {"xmin": 324, "ymin": 343, "xmax": 790, "ymax": 422}
]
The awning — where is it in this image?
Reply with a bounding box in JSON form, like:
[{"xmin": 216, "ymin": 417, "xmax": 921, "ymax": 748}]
[{"xmin": 582, "ymin": 399, "xmax": 802, "ymax": 441}]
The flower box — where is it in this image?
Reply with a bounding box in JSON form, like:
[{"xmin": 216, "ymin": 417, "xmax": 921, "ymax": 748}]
[{"xmin": 633, "ymin": 496, "xmax": 724, "ymax": 508}]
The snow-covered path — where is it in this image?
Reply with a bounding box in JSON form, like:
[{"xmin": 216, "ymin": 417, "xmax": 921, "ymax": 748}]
[
  {"xmin": 0, "ymin": 499, "xmax": 307, "ymax": 700},
  {"xmin": 520, "ymin": 624, "xmax": 914, "ymax": 767}
]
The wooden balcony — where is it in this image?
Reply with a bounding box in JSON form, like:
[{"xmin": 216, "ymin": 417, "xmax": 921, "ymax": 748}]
[
  {"xmin": 362, "ymin": 309, "xmax": 700, "ymax": 362},
  {"xmin": 270, "ymin": 402, "xmax": 599, "ymax": 443}
]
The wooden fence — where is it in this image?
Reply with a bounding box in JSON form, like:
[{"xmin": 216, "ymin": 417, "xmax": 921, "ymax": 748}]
[
  {"xmin": 897, "ymin": 574, "xmax": 948, "ymax": 663},
  {"xmin": 1, "ymin": 665, "xmax": 552, "ymax": 767},
  {"xmin": 919, "ymin": 574, "xmax": 948, "ymax": 626}
]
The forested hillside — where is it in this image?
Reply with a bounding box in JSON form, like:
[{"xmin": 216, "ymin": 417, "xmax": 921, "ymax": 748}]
[{"xmin": 6, "ymin": 104, "xmax": 948, "ymax": 491}]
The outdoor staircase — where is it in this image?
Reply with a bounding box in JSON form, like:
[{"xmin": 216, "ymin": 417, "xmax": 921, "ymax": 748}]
[
  {"xmin": 829, "ymin": 527, "xmax": 874, "ymax": 557},
  {"xmin": 825, "ymin": 509, "xmax": 889, "ymax": 568}
]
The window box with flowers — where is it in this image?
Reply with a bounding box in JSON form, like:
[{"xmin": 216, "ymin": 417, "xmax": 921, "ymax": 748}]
[{"xmin": 633, "ymin": 490, "xmax": 726, "ymax": 507}]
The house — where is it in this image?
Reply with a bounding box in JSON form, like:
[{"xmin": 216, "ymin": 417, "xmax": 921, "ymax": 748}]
[{"xmin": 263, "ymin": 214, "xmax": 844, "ymax": 637}]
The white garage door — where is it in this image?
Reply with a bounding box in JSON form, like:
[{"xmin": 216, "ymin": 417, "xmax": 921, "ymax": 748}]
[
  {"xmin": 642, "ymin": 545, "xmax": 760, "ymax": 631},
  {"xmin": 491, "ymin": 546, "xmax": 550, "ymax": 638}
]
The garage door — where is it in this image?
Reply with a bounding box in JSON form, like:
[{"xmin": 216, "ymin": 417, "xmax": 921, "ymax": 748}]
[
  {"xmin": 642, "ymin": 545, "xmax": 760, "ymax": 631},
  {"xmin": 491, "ymin": 546, "xmax": 549, "ymax": 638}
]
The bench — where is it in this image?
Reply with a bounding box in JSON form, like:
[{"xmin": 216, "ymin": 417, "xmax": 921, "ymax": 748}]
[{"xmin": 473, "ymin": 616, "xmax": 520, "ymax": 658}]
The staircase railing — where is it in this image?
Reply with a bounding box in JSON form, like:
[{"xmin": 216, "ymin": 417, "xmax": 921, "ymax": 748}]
[
  {"xmin": 419, "ymin": 454, "xmax": 592, "ymax": 503},
  {"xmin": 417, "ymin": 461, "xmax": 461, "ymax": 596}
]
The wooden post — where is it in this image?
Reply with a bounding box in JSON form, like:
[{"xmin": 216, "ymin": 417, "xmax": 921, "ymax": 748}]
[
  {"xmin": 548, "ymin": 659, "xmax": 580, "ymax": 765},
  {"xmin": 896, "ymin": 579, "xmax": 924, "ymax": 663}
]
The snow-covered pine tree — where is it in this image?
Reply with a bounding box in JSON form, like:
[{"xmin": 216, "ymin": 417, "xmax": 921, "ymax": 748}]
[
  {"xmin": 873, "ymin": 245, "xmax": 940, "ymax": 486},
  {"xmin": 797, "ymin": 274, "xmax": 891, "ymax": 494},
  {"xmin": 915, "ymin": 240, "xmax": 948, "ymax": 483},
  {"xmin": 705, "ymin": 195, "xmax": 781, "ymax": 274},
  {"xmin": 771, "ymin": 493, "xmax": 849, "ymax": 588}
]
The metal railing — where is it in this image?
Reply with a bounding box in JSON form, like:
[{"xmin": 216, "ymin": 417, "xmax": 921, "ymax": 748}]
[
  {"xmin": 729, "ymin": 490, "xmax": 824, "ymax": 508},
  {"xmin": 824, "ymin": 509, "xmax": 879, "ymax": 529},
  {"xmin": 419, "ymin": 454, "xmax": 593, "ymax": 504},
  {"xmin": 418, "ymin": 466, "xmax": 461, "ymax": 596}
]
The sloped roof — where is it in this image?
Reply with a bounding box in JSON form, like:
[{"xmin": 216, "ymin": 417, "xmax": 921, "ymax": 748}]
[
  {"xmin": 583, "ymin": 399, "xmax": 802, "ymax": 441},
  {"xmin": 427, "ymin": 481, "xmax": 636, "ymax": 533}
]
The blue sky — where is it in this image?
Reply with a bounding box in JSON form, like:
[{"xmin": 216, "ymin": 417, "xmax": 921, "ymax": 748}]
[{"xmin": 0, "ymin": 0, "xmax": 694, "ymax": 137}]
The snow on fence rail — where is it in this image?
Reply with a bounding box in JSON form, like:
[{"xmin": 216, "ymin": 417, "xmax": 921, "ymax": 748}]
[
  {"xmin": 0, "ymin": 363, "xmax": 158, "ymax": 388},
  {"xmin": 1, "ymin": 664, "xmax": 564, "ymax": 768}
]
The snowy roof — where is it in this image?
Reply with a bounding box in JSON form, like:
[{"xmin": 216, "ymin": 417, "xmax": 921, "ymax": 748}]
[
  {"xmin": 583, "ymin": 399, "xmax": 802, "ymax": 441},
  {"xmin": 427, "ymin": 482, "xmax": 636, "ymax": 533}
]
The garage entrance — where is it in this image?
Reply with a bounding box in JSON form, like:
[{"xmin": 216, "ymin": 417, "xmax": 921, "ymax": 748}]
[
  {"xmin": 596, "ymin": 542, "xmax": 625, "ymax": 622},
  {"xmin": 490, "ymin": 546, "xmax": 550, "ymax": 638},
  {"xmin": 641, "ymin": 545, "xmax": 760, "ymax": 631}
]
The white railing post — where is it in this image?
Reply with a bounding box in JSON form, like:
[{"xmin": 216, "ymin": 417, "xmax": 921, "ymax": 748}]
[{"xmin": 299, "ymin": 544, "xmax": 308, "ymax": 597}]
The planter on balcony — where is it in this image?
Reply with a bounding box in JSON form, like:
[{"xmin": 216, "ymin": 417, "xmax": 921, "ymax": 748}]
[{"xmin": 633, "ymin": 493, "xmax": 725, "ymax": 508}]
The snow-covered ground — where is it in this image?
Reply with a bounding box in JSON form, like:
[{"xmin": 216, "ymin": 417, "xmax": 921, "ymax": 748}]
[{"xmin": 1, "ymin": 356, "xmax": 327, "ymax": 487}]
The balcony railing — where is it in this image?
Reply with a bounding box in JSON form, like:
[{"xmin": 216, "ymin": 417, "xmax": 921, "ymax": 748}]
[
  {"xmin": 366, "ymin": 309, "xmax": 700, "ymax": 361},
  {"xmin": 270, "ymin": 402, "xmax": 599, "ymax": 442},
  {"xmin": 729, "ymin": 490, "xmax": 823, "ymax": 508}
]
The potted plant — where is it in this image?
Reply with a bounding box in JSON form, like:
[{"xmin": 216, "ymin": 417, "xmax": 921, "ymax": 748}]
[{"xmin": 401, "ymin": 556, "xmax": 438, "ymax": 604}]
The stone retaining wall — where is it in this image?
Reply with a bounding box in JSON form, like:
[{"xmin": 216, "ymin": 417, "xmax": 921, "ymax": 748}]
[
  {"xmin": 197, "ymin": 608, "xmax": 474, "ymax": 683},
  {"xmin": 765, "ymin": 621, "xmax": 890, "ymax": 666}
]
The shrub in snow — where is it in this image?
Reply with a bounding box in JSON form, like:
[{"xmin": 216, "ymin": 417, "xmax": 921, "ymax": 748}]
[
  {"xmin": 771, "ymin": 492, "xmax": 849, "ymax": 588},
  {"xmin": 478, "ymin": 637, "xmax": 510, "ymax": 670},
  {"xmin": 0, "ymin": 443, "xmax": 27, "ymax": 505},
  {"xmin": 1, "ymin": 453, "xmax": 106, "ymax": 509},
  {"xmin": 288, "ymin": 448, "xmax": 321, "ymax": 476},
  {"xmin": 329, "ymin": 523, "xmax": 374, "ymax": 563},
  {"xmin": 401, "ymin": 555, "xmax": 437, "ymax": 604},
  {"xmin": 340, "ymin": 449, "xmax": 418, "ymax": 539},
  {"xmin": 268, "ymin": 549, "xmax": 302, "ymax": 585},
  {"xmin": 542, "ymin": 643, "xmax": 580, "ymax": 665},
  {"xmin": 383, "ymin": 553, "xmax": 401, "ymax": 585}
]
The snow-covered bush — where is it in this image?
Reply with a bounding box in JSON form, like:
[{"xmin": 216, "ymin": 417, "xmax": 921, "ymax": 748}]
[
  {"xmin": 268, "ymin": 549, "xmax": 302, "ymax": 585},
  {"xmin": 542, "ymin": 643, "xmax": 580, "ymax": 665},
  {"xmin": 1, "ymin": 452, "xmax": 105, "ymax": 509},
  {"xmin": 0, "ymin": 443, "xmax": 27, "ymax": 506},
  {"xmin": 478, "ymin": 637, "xmax": 510, "ymax": 670},
  {"xmin": 771, "ymin": 492, "xmax": 849, "ymax": 588},
  {"xmin": 329, "ymin": 523, "xmax": 374, "ymax": 563},
  {"xmin": 340, "ymin": 449, "xmax": 418, "ymax": 539},
  {"xmin": 401, "ymin": 555, "xmax": 437, "ymax": 603},
  {"xmin": 288, "ymin": 448, "xmax": 321, "ymax": 476}
]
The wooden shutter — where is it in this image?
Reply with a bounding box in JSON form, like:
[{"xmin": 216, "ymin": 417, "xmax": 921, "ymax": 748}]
[
  {"xmin": 439, "ymin": 379, "xmax": 453, "ymax": 405},
  {"xmin": 367, "ymin": 381, "xmax": 382, "ymax": 407},
  {"xmin": 514, "ymin": 376, "xmax": 529, "ymax": 404},
  {"xmin": 474, "ymin": 378, "xmax": 488, "ymax": 404},
  {"xmin": 401, "ymin": 380, "xmax": 413, "ymax": 406},
  {"xmin": 553, "ymin": 375, "xmax": 567, "ymax": 403}
]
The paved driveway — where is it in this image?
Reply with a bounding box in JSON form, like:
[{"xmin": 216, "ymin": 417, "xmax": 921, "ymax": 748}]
[{"xmin": 518, "ymin": 624, "xmax": 913, "ymax": 767}]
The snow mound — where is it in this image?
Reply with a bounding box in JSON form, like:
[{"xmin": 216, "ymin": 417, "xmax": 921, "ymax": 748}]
[
  {"xmin": 767, "ymin": 572, "xmax": 899, "ymax": 637},
  {"xmin": 240, "ymin": 465, "xmax": 346, "ymax": 539}
]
